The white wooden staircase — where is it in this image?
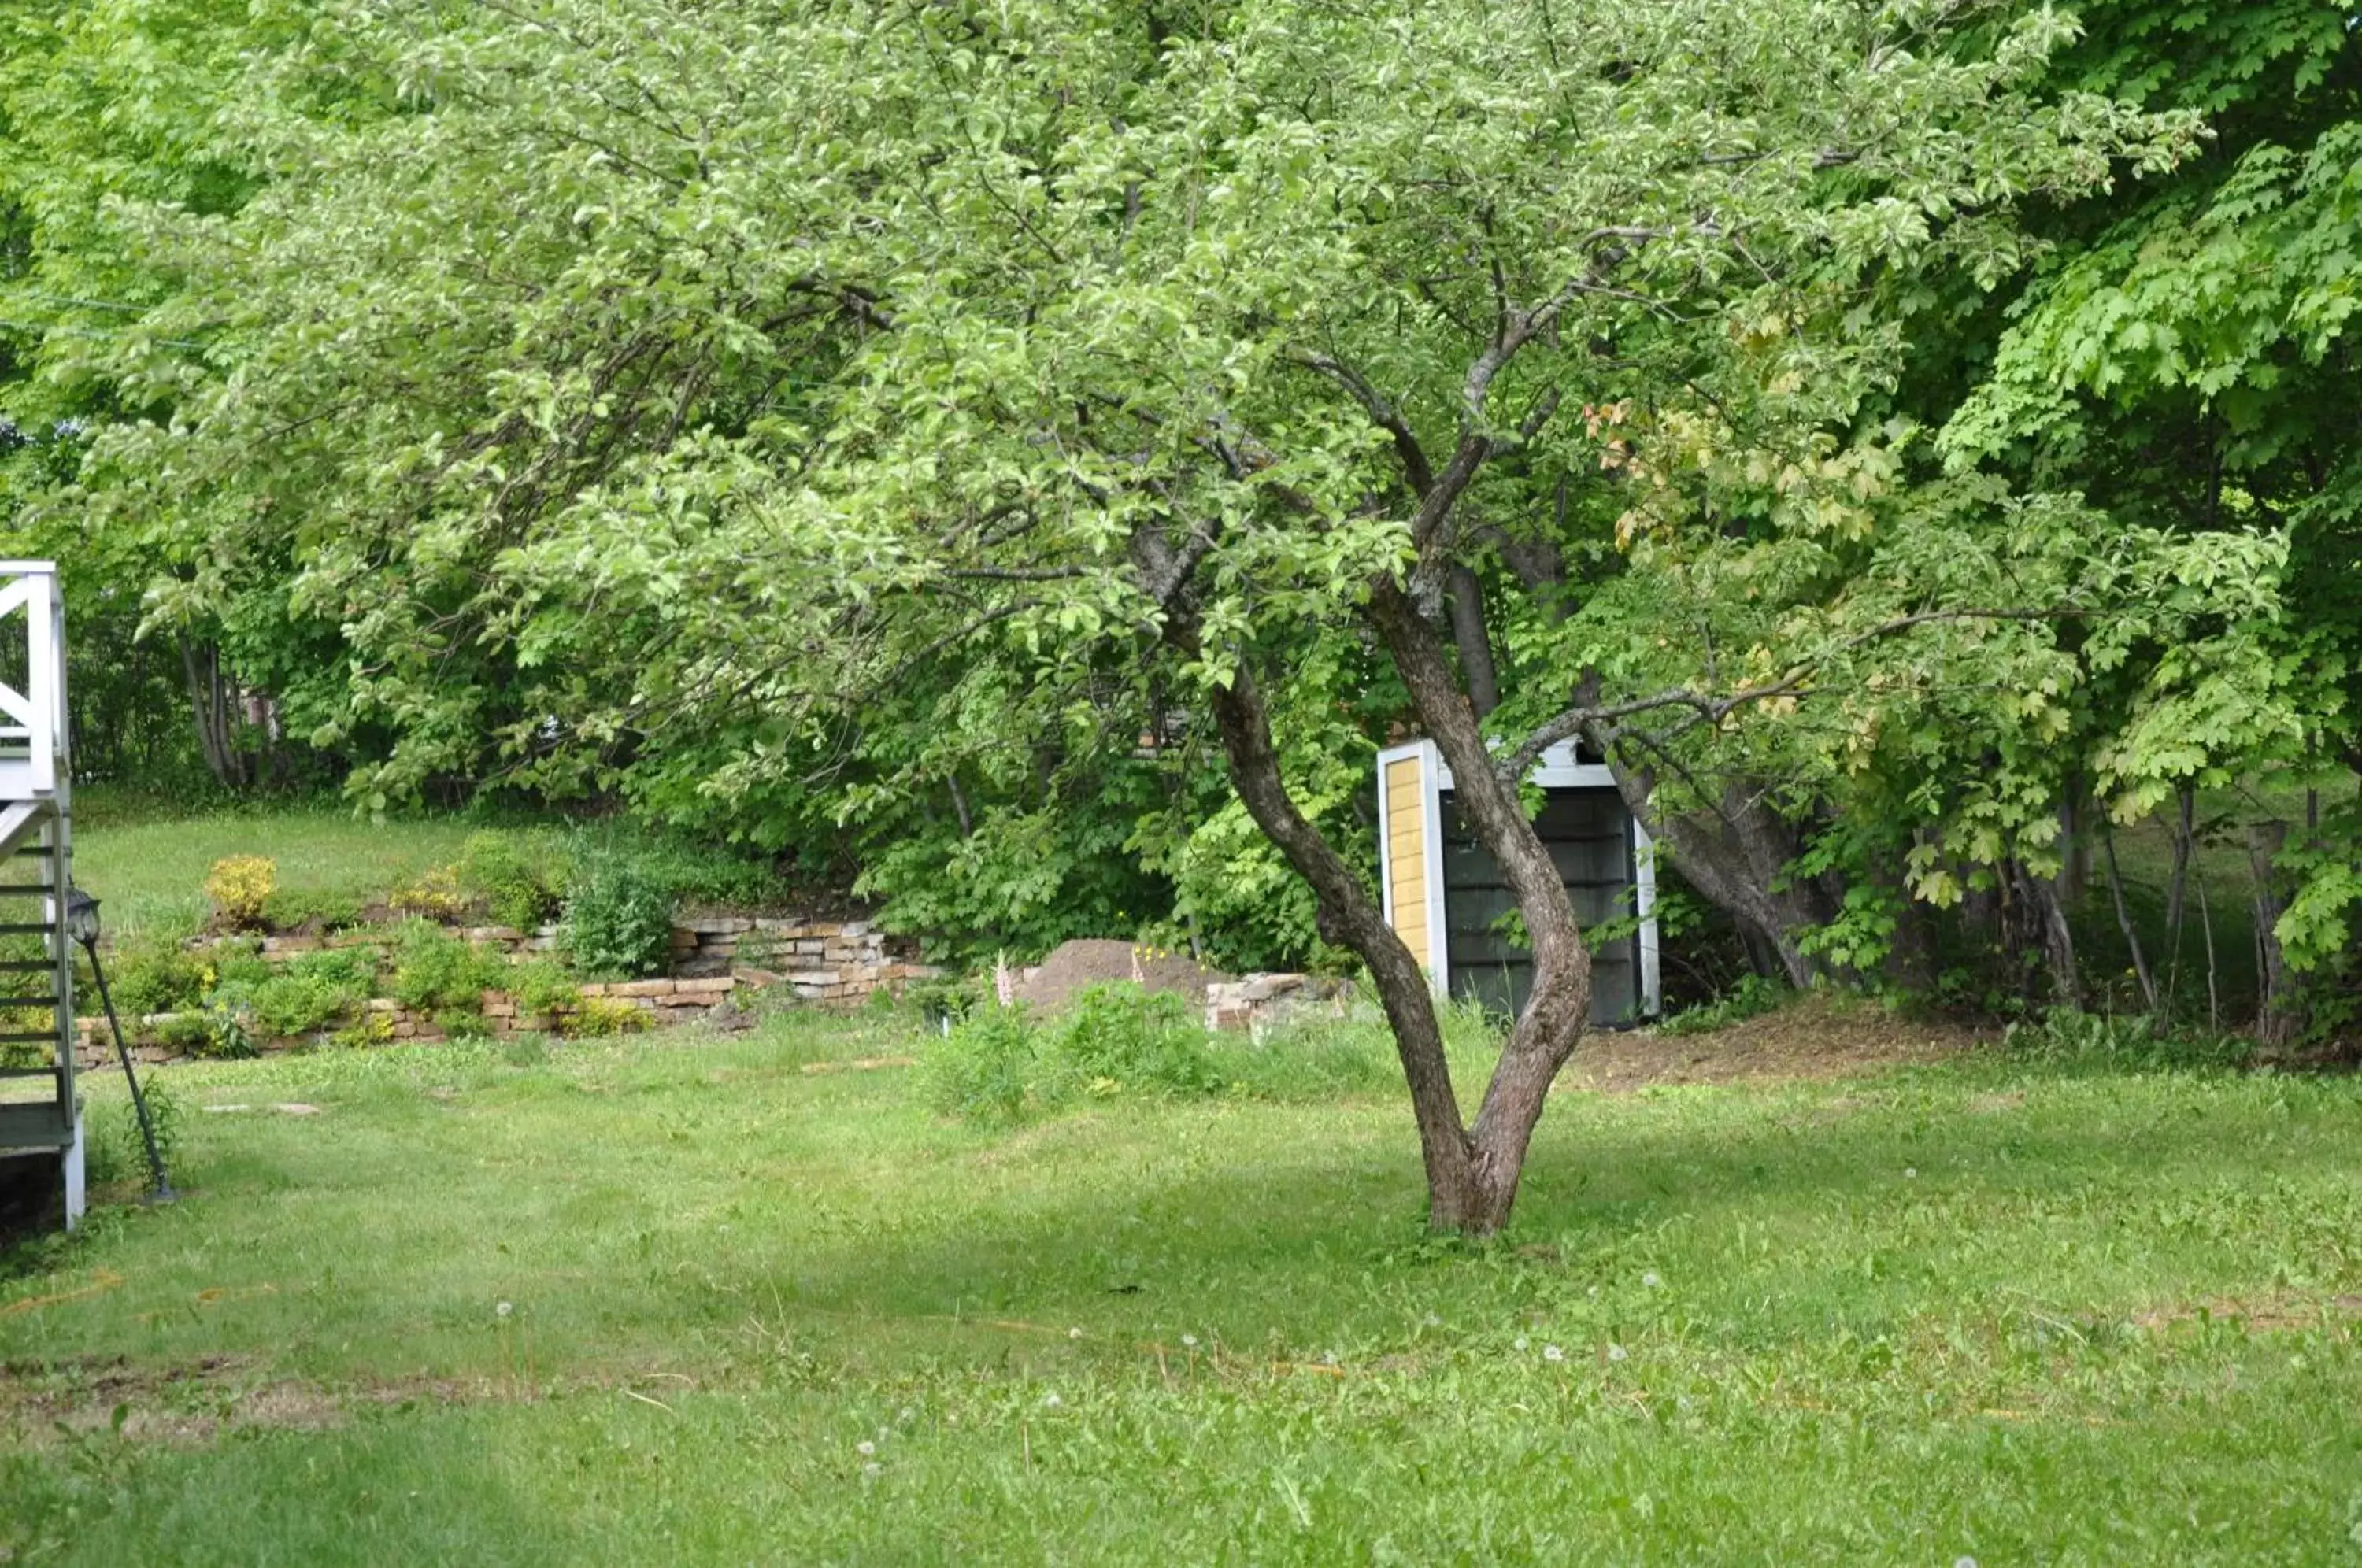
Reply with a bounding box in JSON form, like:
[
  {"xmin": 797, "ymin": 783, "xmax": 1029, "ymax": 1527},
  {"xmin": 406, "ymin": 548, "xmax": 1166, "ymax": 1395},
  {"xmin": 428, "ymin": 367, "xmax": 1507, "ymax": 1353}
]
[{"xmin": 0, "ymin": 564, "xmax": 82, "ymax": 1226}]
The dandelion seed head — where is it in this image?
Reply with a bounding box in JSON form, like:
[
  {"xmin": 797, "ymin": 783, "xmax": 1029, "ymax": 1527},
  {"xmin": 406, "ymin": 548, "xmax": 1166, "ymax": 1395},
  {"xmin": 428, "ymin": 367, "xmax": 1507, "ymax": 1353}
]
[
  {"xmin": 1606, "ymin": 1344, "xmax": 1628, "ymax": 1363},
  {"xmin": 1180, "ymin": 1333, "xmax": 1198, "ymax": 1348},
  {"xmin": 1068, "ymin": 1326, "xmax": 1083, "ymax": 1341},
  {"xmin": 1512, "ymin": 1336, "xmax": 1529, "ymax": 1352},
  {"xmin": 1042, "ymin": 1392, "xmax": 1062, "ymax": 1408},
  {"xmin": 495, "ymin": 1300, "xmax": 513, "ymax": 1319},
  {"xmin": 1642, "ymin": 1271, "xmax": 1662, "ymax": 1289},
  {"xmin": 1542, "ymin": 1344, "xmax": 1565, "ymax": 1363},
  {"xmin": 856, "ymin": 1440, "xmax": 876, "ymax": 1457}
]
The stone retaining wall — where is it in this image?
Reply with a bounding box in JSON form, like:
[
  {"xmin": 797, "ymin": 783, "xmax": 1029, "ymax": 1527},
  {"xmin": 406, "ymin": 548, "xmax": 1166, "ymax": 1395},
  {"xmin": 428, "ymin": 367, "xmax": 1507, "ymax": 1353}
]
[
  {"xmin": 215, "ymin": 914, "xmax": 936, "ymax": 1009},
  {"xmin": 76, "ymin": 912, "xmax": 944, "ymax": 1067},
  {"xmin": 1204, "ymin": 974, "xmax": 1355, "ymax": 1037}
]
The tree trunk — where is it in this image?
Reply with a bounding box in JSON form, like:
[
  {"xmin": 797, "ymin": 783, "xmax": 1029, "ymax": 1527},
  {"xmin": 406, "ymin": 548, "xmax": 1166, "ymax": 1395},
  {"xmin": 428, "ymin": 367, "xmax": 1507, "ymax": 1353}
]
[
  {"xmin": 2099, "ymin": 815, "xmax": 2157, "ymax": 1013},
  {"xmin": 1192, "ymin": 656, "xmax": 1479, "ymax": 1223},
  {"xmin": 179, "ymin": 635, "xmax": 249, "ymax": 790},
  {"xmin": 2248, "ymin": 820, "xmax": 2303, "ymax": 1046},
  {"xmin": 1443, "ymin": 564, "xmax": 1501, "ymax": 720},
  {"xmin": 1366, "ymin": 582, "xmax": 1591, "ymax": 1235},
  {"xmin": 2162, "ymin": 785, "xmax": 2195, "ymax": 1011},
  {"xmin": 1590, "ymin": 750, "xmax": 1824, "ymax": 988},
  {"xmin": 2001, "ymin": 856, "xmax": 2082, "ymax": 1008}
]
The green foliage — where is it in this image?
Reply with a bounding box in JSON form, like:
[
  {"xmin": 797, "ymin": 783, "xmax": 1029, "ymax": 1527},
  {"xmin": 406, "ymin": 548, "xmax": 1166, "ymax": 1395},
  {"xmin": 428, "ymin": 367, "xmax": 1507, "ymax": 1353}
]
[
  {"xmin": 149, "ymin": 1011, "xmax": 215, "ymax": 1055},
  {"xmin": 328, "ymin": 1010, "xmax": 395, "ymax": 1051},
  {"xmin": 387, "ymin": 921, "xmax": 504, "ymax": 1014},
  {"xmin": 205, "ymin": 949, "xmax": 373, "ymax": 1039},
  {"xmin": 2001, "ymin": 1008, "xmax": 2251, "ymax": 1074},
  {"xmin": 1042, "ymin": 983, "xmax": 1222, "ymax": 1100},
  {"xmin": 562, "ymin": 995, "xmax": 650, "ymax": 1040},
  {"xmin": 559, "ymin": 860, "xmax": 674, "ymax": 980},
  {"xmin": 107, "ymin": 934, "xmax": 209, "ymax": 1019},
  {"xmin": 260, "ymin": 888, "xmax": 367, "ymax": 933},
  {"xmin": 456, "ymin": 832, "xmax": 564, "ymax": 932},
  {"xmin": 505, "ymin": 957, "xmax": 580, "ymax": 1020},
  {"xmin": 920, "ymin": 1004, "xmax": 1042, "ymax": 1123},
  {"xmin": 1658, "ymin": 975, "xmax": 1788, "ymax": 1038},
  {"xmin": 83, "ymin": 1078, "xmax": 184, "ymax": 1190}
]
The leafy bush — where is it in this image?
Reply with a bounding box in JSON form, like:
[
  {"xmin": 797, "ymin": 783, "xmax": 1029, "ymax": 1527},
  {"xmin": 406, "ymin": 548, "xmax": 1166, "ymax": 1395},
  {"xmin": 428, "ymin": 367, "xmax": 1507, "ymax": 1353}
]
[
  {"xmin": 390, "ymin": 864, "xmax": 470, "ymax": 921},
  {"xmin": 330, "ymin": 1011, "xmax": 395, "ymax": 1050},
  {"xmin": 261, "ymin": 889, "xmax": 366, "ymax": 932},
  {"xmin": 1043, "ymin": 982, "xmax": 1220, "ymax": 1098},
  {"xmin": 457, "ymin": 833, "xmax": 565, "ymax": 931},
  {"xmin": 195, "ymin": 999, "xmax": 257, "ymax": 1059},
  {"xmin": 561, "ymin": 860, "xmax": 675, "ymax": 978},
  {"xmin": 203, "ymin": 856, "xmax": 276, "ymax": 930},
  {"xmin": 388, "ymin": 920, "xmax": 505, "ymax": 1012},
  {"xmin": 565, "ymin": 995, "xmax": 650, "ymax": 1038},
  {"xmin": 921, "ymin": 1004, "xmax": 1041, "ymax": 1122},
  {"xmin": 108, "ymin": 934, "xmax": 209, "ymax": 1019},
  {"xmin": 210, "ymin": 949, "xmax": 375, "ymax": 1038},
  {"xmin": 507, "ymin": 957, "xmax": 580, "ymax": 1019},
  {"xmin": 150, "ymin": 1011, "xmax": 215, "ymax": 1054}
]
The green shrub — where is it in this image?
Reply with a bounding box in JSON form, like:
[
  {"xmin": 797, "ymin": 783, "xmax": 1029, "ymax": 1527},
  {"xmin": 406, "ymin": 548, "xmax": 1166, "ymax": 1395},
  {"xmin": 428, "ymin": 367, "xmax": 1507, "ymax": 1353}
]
[
  {"xmin": 330, "ymin": 1011, "xmax": 395, "ymax": 1050},
  {"xmin": 1657, "ymin": 973, "xmax": 1786, "ymax": 1037},
  {"xmin": 388, "ymin": 920, "xmax": 505, "ymax": 1012},
  {"xmin": 211, "ymin": 949, "xmax": 375, "ymax": 1039},
  {"xmin": 108, "ymin": 934, "xmax": 209, "ymax": 1019},
  {"xmin": 1213, "ymin": 1015, "xmax": 1401, "ymax": 1100},
  {"xmin": 261, "ymin": 889, "xmax": 366, "ymax": 932},
  {"xmin": 922, "ymin": 1004, "xmax": 1041, "ymax": 1122},
  {"xmin": 457, "ymin": 832, "xmax": 565, "ymax": 932},
  {"xmin": 1043, "ymin": 982, "xmax": 1221, "ymax": 1098},
  {"xmin": 150, "ymin": 1011, "xmax": 215, "ymax": 1054},
  {"xmin": 508, "ymin": 957, "xmax": 580, "ymax": 1019},
  {"xmin": 560, "ymin": 860, "xmax": 675, "ymax": 978},
  {"xmin": 2002, "ymin": 1009, "xmax": 2250, "ymax": 1073},
  {"xmin": 196, "ymin": 998, "xmax": 257, "ymax": 1059}
]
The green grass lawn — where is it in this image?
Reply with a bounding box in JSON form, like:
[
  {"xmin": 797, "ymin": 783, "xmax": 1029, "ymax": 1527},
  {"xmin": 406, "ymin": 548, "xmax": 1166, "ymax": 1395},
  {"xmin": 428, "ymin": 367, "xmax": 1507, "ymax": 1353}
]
[
  {"xmin": 5, "ymin": 1009, "xmax": 2360, "ymax": 1565},
  {"xmin": 67, "ymin": 793, "xmax": 493, "ymax": 941}
]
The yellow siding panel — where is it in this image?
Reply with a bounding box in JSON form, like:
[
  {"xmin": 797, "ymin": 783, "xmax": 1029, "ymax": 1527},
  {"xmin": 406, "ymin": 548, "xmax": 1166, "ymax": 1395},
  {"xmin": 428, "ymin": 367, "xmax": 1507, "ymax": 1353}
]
[{"xmin": 1383, "ymin": 755, "xmax": 1431, "ymax": 967}]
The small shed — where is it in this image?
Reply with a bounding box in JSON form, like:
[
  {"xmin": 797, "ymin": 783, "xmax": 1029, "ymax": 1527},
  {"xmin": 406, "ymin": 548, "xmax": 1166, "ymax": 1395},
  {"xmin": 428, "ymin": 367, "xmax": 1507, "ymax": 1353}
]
[{"xmin": 1376, "ymin": 738, "xmax": 1660, "ymax": 1025}]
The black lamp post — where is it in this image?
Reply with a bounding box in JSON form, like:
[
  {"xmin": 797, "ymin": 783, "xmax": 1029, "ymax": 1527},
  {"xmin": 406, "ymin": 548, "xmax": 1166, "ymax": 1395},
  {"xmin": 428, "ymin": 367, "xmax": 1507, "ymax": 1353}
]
[{"xmin": 66, "ymin": 888, "xmax": 174, "ymax": 1203}]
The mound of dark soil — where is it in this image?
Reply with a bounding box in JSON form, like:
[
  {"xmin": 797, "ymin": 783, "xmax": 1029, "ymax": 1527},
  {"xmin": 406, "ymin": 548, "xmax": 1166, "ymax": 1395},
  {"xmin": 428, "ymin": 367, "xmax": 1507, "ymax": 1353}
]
[{"xmin": 1012, "ymin": 939, "xmax": 1233, "ymax": 1015}]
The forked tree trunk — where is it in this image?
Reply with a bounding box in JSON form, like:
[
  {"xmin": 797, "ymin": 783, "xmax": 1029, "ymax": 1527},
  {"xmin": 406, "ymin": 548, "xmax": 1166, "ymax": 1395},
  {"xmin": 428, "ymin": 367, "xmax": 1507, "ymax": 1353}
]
[
  {"xmin": 1196, "ymin": 664, "xmax": 1479, "ymax": 1222},
  {"xmin": 1366, "ymin": 582, "xmax": 1593, "ymax": 1234},
  {"xmin": 1179, "ymin": 586, "xmax": 1597, "ymax": 1234},
  {"xmin": 180, "ymin": 635, "xmax": 250, "ymax": 790}
]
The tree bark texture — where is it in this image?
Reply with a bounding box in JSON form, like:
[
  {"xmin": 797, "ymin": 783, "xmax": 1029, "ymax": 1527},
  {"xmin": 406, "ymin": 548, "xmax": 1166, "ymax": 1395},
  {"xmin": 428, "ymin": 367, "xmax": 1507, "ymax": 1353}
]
[
  {"xmin": 1191, "ymin": 655, "xmax": 1481, "ymax": 1222},
  {"xmin": 1365, "ymin": 581, "xmax": 1592, "ymax": 1235},
  {"xmin": 2247, "ymin": 820, "xmax": 2304, "ymax": 1046},
  {"xmin": 1591, "ymin": 751, "xmax": 1830, "ymax": 988},
  {"xmin": 180, "ymin": 635, "xmax": 250, "ymax": 790}
]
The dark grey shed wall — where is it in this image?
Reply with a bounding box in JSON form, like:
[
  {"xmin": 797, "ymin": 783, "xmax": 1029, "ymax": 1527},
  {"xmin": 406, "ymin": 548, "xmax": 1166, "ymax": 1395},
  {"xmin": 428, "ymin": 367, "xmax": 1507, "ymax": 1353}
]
[{"xmin": 1438, "ymin": 789, "xmax": 1642, "ymax": 1024}]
